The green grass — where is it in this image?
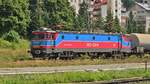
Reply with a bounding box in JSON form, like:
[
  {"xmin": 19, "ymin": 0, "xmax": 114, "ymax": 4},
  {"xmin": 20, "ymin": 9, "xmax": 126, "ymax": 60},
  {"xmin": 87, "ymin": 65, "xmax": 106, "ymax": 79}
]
[
  {"xmin": 0, "ymin": 48, "xmax": 150, "ymax": 68},
  {"xmin": 0, "ymin": 39, "xmax": 31, "ymax": 62},
  {"xmin": 0, "ymin": 56, "xmax": 150, "ymax": 68},
  {"xmin": 0, "ymin": 69, "xmax": 150, "ymax": 84},
  {"xmin": 0, "ymin": 49, "xmax": 31, "ymax": 62}
]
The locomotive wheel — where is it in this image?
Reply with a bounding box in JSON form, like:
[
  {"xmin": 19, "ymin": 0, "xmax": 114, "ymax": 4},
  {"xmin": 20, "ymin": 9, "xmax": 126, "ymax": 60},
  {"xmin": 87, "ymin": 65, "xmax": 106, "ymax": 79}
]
[
  {"xmin": 88, "ymin": 52, "xmax": 99, "ymax": 59},
  {"xmin": 112, "ymin": 53, "xmax": 125, "ymax": 59}
]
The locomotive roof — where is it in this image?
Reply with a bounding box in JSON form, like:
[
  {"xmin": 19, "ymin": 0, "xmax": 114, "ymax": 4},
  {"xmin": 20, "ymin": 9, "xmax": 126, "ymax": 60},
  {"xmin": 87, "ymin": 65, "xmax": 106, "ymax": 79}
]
[
  {"xmin": 32, "ymin": 30, "xmax": 123, "ymax": 35},
  {"xmin": 58, "ymin": 31, "xmax": 122, "ymax": 35}
]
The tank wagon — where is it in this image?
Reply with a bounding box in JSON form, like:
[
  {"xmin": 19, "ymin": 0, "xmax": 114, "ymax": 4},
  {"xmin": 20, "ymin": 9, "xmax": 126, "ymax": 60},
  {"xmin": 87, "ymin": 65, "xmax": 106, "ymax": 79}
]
[
  {"xmin": 129, "ymin": 34, "xmax": 150, "ymax": 54},
  {"xmin": 29, "ymin": 28, "xmax": 150, "ymax": 59}
]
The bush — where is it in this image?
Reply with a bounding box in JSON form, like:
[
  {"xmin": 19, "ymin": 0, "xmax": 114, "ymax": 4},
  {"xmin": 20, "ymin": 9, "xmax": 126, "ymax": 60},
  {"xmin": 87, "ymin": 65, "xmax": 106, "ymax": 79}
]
[
  {"xmin": 2, "ymin": 30, "xmax": 20, "ymax": 42},
  {"xmin": 0, "ymin": 39, "xmax": 12, "ymax": 48},
  {"xmin": 0, "ymin": 38, "xmax": 29, "ymax": 49}
]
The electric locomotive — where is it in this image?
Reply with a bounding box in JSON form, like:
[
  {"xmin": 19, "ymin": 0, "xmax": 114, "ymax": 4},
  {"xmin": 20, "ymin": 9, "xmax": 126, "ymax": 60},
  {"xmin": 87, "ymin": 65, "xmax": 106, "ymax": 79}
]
[{"xmin": 30, "ymin": 28, "xmax": 132, "ymax": 59}]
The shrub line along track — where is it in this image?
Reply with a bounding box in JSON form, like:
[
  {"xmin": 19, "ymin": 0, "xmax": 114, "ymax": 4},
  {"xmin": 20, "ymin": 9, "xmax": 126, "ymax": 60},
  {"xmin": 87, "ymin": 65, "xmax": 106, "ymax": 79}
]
[{"xmin": 0, "ymin": 63, "xmax": 149, "ymax": 75}]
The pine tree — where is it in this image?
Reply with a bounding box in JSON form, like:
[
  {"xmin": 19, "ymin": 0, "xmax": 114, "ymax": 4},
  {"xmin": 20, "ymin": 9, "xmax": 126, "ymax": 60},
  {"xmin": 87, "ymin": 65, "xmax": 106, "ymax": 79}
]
[
  {"xmin": 114, "ymin": 16, "xmax": 122, "ymax": 33},
  {"xmin": 121, "ymin": 0, "xmax": 135, "ymax": 10},
  {"xmin": 93, "ymin": 17, "xmax": 105, "ymax": 31},
  {"xmin": 43, "ymin": 0, "xmax": 75, "ymax": 30},
  {"xmin": 77, "ymin": 1, "xmax": 89, "ymax": 31},
  {"xmin": 29, "ymin": 0, "xmax": 45, "ymax": 30},
  {"xmin": 104, "ymin": 9, "xmax": 114, "ymax": 33},
  {"xmin": 126, "ymin": 11, "xmax": 137, "ymax": 33}
]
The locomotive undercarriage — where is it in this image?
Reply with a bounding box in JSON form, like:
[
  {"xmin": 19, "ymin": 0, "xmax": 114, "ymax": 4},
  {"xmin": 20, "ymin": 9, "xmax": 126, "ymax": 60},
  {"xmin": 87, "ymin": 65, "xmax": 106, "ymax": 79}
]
[{"xmin": 31, "ymin": 48, "xmax": 133, "ymax": 60}]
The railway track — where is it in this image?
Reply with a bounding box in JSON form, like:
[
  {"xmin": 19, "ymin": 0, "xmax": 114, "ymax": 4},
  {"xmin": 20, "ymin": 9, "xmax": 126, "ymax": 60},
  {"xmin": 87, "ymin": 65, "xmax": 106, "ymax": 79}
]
[
  {"xmin": 0, "ymin": 63, "xmax": 149, "ymax": 75},
  {"xmin": 78, "ymin": 77, "xmax": 150, "ymax": 84}
]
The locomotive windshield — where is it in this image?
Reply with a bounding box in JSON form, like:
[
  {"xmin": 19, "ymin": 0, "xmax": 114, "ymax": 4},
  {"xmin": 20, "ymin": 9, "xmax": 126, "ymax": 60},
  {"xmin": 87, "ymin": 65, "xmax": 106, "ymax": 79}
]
[
  {"xmin": 32, "ymin": 33, "xmax": 45, "ymax": 40},
  {"xmin": 32, "ymin": 32, "xmax": 54, "ymax": 40}
]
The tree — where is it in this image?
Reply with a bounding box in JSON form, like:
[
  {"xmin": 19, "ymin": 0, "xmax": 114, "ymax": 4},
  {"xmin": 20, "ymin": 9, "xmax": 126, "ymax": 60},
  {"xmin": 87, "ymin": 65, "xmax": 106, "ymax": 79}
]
[
  {"xmin": 77, "ymin": 1, "xmax": 89, "ymax": 31},
  {"xmin": 29, "ymin": 0, "xmax": 45, "ymax": 30},
  {"xmin": 114, "ymin": 16, "xmax": 122, "ymax": 33},
  {"xmin": 73, "ymin": 16, "xmax": 82, "ymax": 31},
  {"xmin": 126, "ymin": 11, "xmax": 137, "ymax": 33},
  {"xmin": 44, "ymin": 0, "xmax": 75, "ymax": 30},
  {"xmin": 0, "ymin": 0, "xmax": 30, "ymax": 38},
  {"xmin": 104, "ymin": 10, "xmax": 114, "ymax": 33},
  {"xmin": 28, "ymin": 0, "xmax": 46, "ymax": 38},
  {"xmin": 93, "ymin": 17, "xmax": 105, "ymax": 31},
  {"xmin": 121, "ymin": 0, "xmax": 135, "ymax": 10},
  {"xmin": 28, "ymin": 0, "xmax": 75, "ymax": 38}
]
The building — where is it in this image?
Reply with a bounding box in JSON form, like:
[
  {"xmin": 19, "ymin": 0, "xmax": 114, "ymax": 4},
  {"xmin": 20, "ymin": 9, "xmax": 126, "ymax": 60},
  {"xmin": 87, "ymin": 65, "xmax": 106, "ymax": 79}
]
[
  {"xmin": 68, "ymin": 0, "xmax": 92, "ymax": 14},
  {"xmin": 121, "ymin": 3, "xmax": 129, "ymax": 28},
  {"xmin": 68, "ymin": 0, "xmax": 122, "ymax": 24},
  {"xmin": 107, "ymin": 0, "xmax": 122, "ymax": 23},
  {"xmin": 130, "ymin": 0, "xmax": 150, "ymax": 32}
]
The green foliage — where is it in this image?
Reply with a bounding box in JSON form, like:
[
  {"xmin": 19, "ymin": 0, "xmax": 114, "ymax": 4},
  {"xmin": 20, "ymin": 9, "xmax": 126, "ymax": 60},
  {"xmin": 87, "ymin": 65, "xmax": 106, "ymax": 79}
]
[
  {"xmin": 0, "ymin": 69, "xmax": 149, "ymax": 83},
  {"xmin": 93, "ymin": 17, "xmax": 105, "ymax": 32},
  {"xmin": 96, "ymin": 17, "xmax": 105, "ymax": 29},
  {"xmin": 29, "ymin": 0, "xmax": 45, "ymax": 30},
  {"xmin": 73, "ymin": 16, "xmax": 83, "ymax": 31},
  {"xmin": 47, "ymin": 0, "xmax": 75, "ymax": 30},
  {"xmin": 2, "ymin": 30, "xmax": 20, "ymax": 42},
  {"xmin": 122, "ymin": 0, "xmax": 135, "ymax": 10},
  {"xmin": 0, "ymin": 39, "xmax": 12, "ymax": 48},
  {"xmin": 0, "ymin": 39, "xmax": 29, "ymax": 49},
  {"xmin": 0, "ymin": 0, "xmax": 30, "ymax": 38},
  {"xmin": 126, "ymin": 11, "xmax": 145, "ymax": 34},
  {"xmin": 104, "ymin": 10, "xmax": 114, "ymax": 33},
  {"xmin": 75, "ymin": 1, "xmax": 89, "ymax": 31},
  {"xmin": 114, "ymin": 16, "xmax": 122, "ymax": 33},
  {"xmin": 28, "ymin": 0, "xmax": 75, "ymax": 34},
  {"xmin": 0, "ymin": 49, "xmax": 30, "ymax": 62},
  {"xmin": 126, "ymin": 12, "xmax": 136, "ymax": 33}
]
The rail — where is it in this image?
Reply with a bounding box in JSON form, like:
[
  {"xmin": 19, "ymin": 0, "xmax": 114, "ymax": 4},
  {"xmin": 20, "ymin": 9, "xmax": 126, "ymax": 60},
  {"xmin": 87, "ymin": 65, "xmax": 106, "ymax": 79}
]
[
  {"xmin": 78, "ymin": 77, "xmax": 150, "ymax": 84},
  {"xmin": 100, "ymin": 77, "xmax": 150, "ymax": 84}
]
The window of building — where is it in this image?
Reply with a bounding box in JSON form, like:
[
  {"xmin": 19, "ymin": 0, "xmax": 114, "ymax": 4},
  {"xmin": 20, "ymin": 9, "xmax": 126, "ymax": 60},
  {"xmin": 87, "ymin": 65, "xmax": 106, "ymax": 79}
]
[
  {"xmin": 115, "ymin": 10, "xmax": 118, "ymax": 13},
  {"xmin": 145, "ymin": 1, "xmax": 148, "ymax": 4}
]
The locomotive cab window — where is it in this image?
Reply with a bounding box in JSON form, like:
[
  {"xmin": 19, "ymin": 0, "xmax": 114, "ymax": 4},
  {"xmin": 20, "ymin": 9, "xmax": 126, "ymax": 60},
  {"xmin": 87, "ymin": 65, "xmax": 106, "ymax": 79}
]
[
  {"xmin": 45, "ymin": 33, "xmax": 55, "ymax": 40},
  {"xmin": 32, "ymin": 33, "xmax": 45, "ymax": 40}
]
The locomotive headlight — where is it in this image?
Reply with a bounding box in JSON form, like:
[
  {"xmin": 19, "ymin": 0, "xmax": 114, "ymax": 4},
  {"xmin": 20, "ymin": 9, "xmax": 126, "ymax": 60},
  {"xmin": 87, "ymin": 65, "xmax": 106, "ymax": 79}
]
[{"xmin": 35, "ymin": 50, "xmax": 41, "ymax": 54}]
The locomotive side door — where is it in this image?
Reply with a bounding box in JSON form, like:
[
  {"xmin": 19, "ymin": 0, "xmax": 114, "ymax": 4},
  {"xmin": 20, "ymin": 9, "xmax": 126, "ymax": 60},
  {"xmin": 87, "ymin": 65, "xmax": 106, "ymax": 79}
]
[
  {"xmin": 50, "ymin": 33, "xmax": 55, "ymax": 50},
  {"xmin": 118, "ymin": 35, "xmax": 122, "ymax": 52}
]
